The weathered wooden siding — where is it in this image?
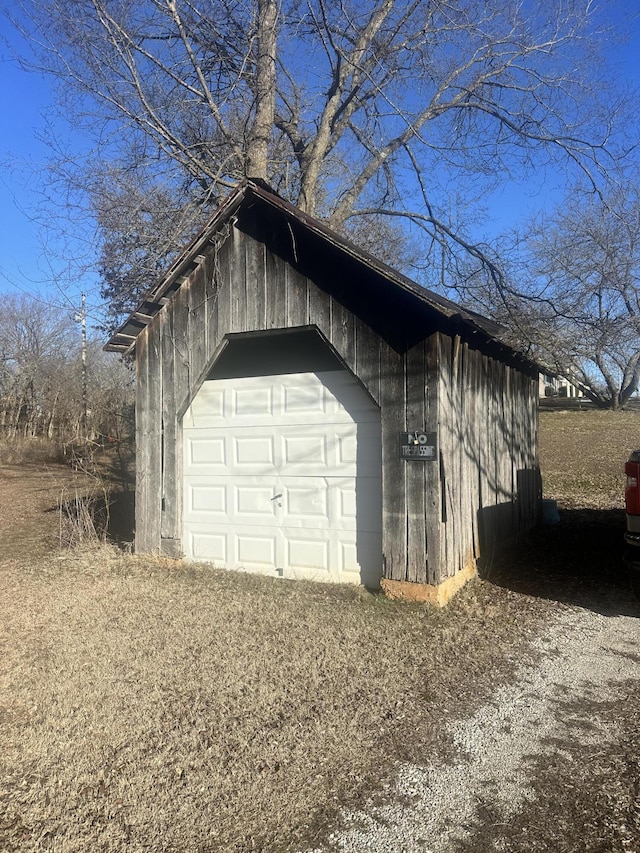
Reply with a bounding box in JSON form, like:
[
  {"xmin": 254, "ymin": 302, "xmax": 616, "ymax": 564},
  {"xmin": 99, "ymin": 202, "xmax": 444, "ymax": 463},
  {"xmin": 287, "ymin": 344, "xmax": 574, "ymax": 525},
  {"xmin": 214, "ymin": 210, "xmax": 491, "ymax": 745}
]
[
  {"xmin": 434, "ymin": 333, "xmax": 540, "ymax": 578},
  {"xmin": 135, "ymin": 222, "xmax": 540, "ymax": 585}
]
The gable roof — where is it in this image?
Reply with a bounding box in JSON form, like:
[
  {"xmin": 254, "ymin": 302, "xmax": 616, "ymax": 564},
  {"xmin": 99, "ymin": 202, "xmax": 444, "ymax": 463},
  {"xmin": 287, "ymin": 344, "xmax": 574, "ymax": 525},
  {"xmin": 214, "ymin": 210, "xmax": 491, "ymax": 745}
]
[{"xmin": 105, "ymin": 180, "xmax": 535, "ymax": 371}]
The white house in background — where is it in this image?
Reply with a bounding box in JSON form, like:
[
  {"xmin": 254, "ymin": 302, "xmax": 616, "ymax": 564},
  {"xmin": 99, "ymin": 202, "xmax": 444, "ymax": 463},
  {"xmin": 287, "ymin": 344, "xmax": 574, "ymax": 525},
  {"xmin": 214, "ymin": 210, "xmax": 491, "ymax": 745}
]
[{"xmin": 539, "ymin": 372, "xmax": 582, "ymax": 399}]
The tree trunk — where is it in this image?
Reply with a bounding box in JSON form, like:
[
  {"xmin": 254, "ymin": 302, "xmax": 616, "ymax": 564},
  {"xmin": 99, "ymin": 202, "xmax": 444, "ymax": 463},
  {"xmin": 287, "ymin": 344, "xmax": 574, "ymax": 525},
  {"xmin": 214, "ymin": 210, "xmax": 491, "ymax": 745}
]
[{"xmin": 245, "ymin": 0, "xmax": 277, "ymax": 180}]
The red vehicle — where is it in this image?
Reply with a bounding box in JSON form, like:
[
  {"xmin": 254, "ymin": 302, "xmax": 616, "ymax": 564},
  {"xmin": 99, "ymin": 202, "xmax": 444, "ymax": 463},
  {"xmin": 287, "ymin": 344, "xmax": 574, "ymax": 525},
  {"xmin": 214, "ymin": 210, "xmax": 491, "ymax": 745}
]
[{"xmin": 624, "ymin": 450, "xmax": 640, "ymax": 597}]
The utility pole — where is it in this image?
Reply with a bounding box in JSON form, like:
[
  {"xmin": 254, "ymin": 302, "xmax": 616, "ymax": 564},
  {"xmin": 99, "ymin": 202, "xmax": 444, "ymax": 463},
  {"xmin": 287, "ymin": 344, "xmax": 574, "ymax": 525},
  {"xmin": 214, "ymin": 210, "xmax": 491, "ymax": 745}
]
[{"xmin": 80, "ymin": 292, "xmax": 87, "ymax": 440}]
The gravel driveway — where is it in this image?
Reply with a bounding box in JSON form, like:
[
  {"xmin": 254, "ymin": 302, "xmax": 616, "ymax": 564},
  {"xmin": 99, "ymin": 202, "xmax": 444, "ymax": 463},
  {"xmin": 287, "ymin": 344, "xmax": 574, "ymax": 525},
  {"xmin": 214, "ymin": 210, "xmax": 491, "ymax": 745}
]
[{"xmin": 304, "ymin": 599, "xmax": 640, "ymax": 852}]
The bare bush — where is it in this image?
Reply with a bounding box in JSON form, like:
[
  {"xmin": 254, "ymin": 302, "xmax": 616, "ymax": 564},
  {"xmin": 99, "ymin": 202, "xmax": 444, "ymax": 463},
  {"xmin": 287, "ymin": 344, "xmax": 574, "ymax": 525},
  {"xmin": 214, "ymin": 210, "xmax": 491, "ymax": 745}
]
[
  {"xmin": 0, "ymin": 436, "xmax": 66, "ymax": 466},
  {"xmin": 57, "ymin": 451, "xmax": 112, "ymax": 547}
]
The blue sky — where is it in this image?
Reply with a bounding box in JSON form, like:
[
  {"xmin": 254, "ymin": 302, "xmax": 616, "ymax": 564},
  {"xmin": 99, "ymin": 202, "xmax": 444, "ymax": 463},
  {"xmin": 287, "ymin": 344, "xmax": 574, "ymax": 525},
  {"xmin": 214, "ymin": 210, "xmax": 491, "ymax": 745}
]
[
  {"xmin": 0, "ymin": 54, "xmax": 55, "ymax": 295},
  {"xmin": 1, "ymin": 3, "xmax": 639, "ymax": 321},
  {"xmin": 0, "ymin": 21, "xmax": 103, "ymax": 320}
]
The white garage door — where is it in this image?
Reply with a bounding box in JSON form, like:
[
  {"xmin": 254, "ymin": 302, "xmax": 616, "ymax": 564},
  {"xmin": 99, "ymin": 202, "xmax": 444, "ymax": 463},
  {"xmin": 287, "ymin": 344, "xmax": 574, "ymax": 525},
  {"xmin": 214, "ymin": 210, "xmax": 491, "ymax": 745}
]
[{"xmin": 182, "ymin": 371, "xmax": 382, "ymax": 586}]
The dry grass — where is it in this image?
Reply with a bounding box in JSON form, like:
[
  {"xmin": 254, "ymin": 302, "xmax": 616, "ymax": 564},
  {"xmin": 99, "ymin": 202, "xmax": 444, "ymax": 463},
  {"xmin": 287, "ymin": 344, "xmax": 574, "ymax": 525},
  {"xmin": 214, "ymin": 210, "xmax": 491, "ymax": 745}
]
[
  {"xmin": 539, "ymin": 406, "xmax": 640, "ymax": 509},
  {"xmin": 484, "ymin": 406, "xmax": 639, "ymax": 608},
  {"xmin": 0, "ymin": 466, "xmax": 98, "ymax": 560},
  {"xmin": 1, "ymin": 408, "xmax": 639, "ymax": 852},
  {"xmin": 0, "ymin": 437, "xmax": 67, "ymax": 467},
  {"xmin": 0, "ymin": 548, "xmax": 551, "ymax": 853}
]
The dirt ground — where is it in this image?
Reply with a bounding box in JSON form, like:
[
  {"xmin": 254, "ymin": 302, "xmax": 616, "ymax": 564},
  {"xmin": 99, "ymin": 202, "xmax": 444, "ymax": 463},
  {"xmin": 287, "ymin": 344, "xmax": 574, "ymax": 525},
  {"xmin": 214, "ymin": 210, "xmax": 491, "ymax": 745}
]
[
  {"xmin": 0, "ymin": 465, "xmax": 71, "ymax": 559},
  {"xmin": 1, "ymin": 410, "xmax": 639, "ymax": 852}
]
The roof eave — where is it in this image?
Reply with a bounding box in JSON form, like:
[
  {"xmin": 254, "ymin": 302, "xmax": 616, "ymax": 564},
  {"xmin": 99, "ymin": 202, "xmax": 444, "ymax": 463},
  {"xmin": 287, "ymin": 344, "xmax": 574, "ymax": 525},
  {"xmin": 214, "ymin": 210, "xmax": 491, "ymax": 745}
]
[
  {"xmin": 105, "ymin": 184, "xmax": 248, "ymax": 354},
  {"xmin": 104, "ymin": 180, "xmax": 537, "ymax": 375}
]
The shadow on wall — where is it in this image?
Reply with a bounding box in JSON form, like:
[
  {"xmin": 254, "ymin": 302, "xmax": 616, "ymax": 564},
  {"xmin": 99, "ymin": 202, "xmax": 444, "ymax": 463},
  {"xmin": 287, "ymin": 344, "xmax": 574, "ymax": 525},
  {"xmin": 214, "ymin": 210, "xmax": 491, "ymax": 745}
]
[
  {"xmin": 475, "ymin": 467, "xmax": 542, "ymax": 561},
  {"xmin": 57, "ymin": 489, "xmax": 136, "ymax": 549},
  {"xmin": 105, "ymin": 490, "xmax": 136, "ymax": 546},
  {"xmin": 478, "ymin": 505, "xmax": 638, "ymax": 617},
  {"xmin": 320, "ymin": 369, "xmax": 383, "ymax": 589}
]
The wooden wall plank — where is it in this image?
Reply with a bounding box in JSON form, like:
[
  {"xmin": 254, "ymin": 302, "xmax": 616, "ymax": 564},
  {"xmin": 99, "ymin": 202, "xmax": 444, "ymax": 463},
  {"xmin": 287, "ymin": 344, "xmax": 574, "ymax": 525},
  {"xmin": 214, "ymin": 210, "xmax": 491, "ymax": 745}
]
[
  {"xmin": 461, "ymin": 346, "xmax": 473, "ymax": 561},
  {"xmin": 172, "ymin": 280, "xmax": 191, "ymax": 415},
  {"xmin": 405, "ymin": 341, "xmax": 427, "ymax": 583},
  {"xmin": 477, "ymin": 353, "xmax": 491, "ymax": 554},
  {"xmin": 499, "ymin": 363, "xmax": 509, "ymax": 533},
  {"xmin": 354, "ymin": 320, "xmax": 382, "ymax": 406},
  {"xmin": 204, "ymin": 249, "xmax": 221, "ymax": 365},
  {"xmin": 285, "ymin": 265, "xmax": 309, "ymax": 327},
  {"xmin": 249, "ymin": 238, "xmax": 267, "ymax": 331},
  {"xmin": 331, "ymin": 298, "xmax": 356, "ymax": 374},
  {"xmin": 212, "ymin": 236, "xmax": 232, "ymax": 365},
  {"xmin": 380, "ymin": 341, "xmax": 406, "ymax": 581},
  {"xmin": 438, "ymin": 333, "xmax": 454, "ymax": 578},
  {"xmin": 230, "ymin": 226, "xmax": 248, "ymax": 333},
  {"xmin": 308, "ymin": 279, "xmax": 331, "ymax": 338},
  {"xmin": 465, "ymin": 350, "xmax": 482, "ymax": 559},
  {"xmin": 135, "ymin": 331, "xmax": 150, "ymax": 553},
  {"xmin": 507, "ymin": 365, "xmax": 518, "ymax": 533},
  {"xmin": 489, "ymin": 357, "xmax": 500, "ymax": 551},
  {"xmin": 143, "ymin": 319, "xmax": 163, "ymax": 551},
  {"xmin": 454, "ymin": 338, "xmax": 469, "ymax": 574},
  {"xmin": 425, "ymin": 332, "xmax": 442, "ymax": 585},
  {"xmin": 266, "ymin": 250, "xmax": 287, "ymax": 330},
  {"xmin": 160, "ymin": 308, "xmax": 178, "ymax": 544},
  {"xmin": 188, "ymin": 265, "xmax": 208, "ymax": 384}
]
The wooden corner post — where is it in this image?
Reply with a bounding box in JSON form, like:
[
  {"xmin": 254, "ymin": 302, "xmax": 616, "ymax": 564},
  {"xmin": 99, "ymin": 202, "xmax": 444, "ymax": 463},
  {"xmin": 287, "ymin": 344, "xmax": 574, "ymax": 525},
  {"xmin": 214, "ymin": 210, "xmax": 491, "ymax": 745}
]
[{"xmin": 425, "ymin": 331, "xmax": 442, "ymax": 585}]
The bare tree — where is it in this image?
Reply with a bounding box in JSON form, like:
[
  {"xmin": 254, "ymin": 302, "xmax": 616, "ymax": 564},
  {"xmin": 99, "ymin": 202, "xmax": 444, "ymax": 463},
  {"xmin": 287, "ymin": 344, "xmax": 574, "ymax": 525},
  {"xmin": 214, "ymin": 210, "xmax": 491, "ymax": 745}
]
[
  {"xmin": 0, "ymin": 295, "xmax": 76, "ymax": 438},
  {"xmin": 525, "ymin": 186, "xmax": 640, "ymax": 409},
  {"xmin": 457, "ymin": 184, "xmax": 640, "ymax": 410},
  {"xmin": 8, "ymin": 0, "xmax": 629, "ymax": 323},
  {"xmin": 0, "ymin": 294, "xmax": 133, "ymax": 441}
]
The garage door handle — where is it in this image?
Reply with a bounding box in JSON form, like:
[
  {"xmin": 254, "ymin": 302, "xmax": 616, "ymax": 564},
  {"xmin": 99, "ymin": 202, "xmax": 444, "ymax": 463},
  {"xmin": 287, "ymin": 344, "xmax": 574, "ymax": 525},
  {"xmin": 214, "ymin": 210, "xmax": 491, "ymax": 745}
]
[{"xmin": 270, "ymin": 493, "xmax": 283, "ymax": 501}]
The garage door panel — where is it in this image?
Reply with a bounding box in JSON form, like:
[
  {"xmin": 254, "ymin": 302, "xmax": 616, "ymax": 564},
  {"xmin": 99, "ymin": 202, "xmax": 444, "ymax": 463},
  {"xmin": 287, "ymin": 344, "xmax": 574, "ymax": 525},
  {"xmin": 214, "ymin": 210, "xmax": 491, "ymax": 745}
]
[
  {"xmin": 233, "ymin": 385, "xmax": 274, "ymax": 418},
  {"xmin": 188, "ymin": 528, "xmax": 227, "ymax": 563},
  {"xmin": 279, "ymin": 477, "xmax": 359, "ymax": 530},
  {"xmin": 282, "ymin": 433, "xmax": 327, "ymax": 467},
  {"xmin": 183, "ymin": 373, "xmax": 381, "ymax": 428},
  {"xmin": 183, "ymin": 385, "xmax": 225, "ymax": 428},
  {"xmin": 339, "ymin": 540, "xmax": 358, "ymax": 575},
  {"xmin": 233, "ymin": 435, "xmax": 276, "ymax": 468},
  {"xmin": 186, "ymin": 425, "xmax": 374, "ymax": 477},
  {"xmin": 337, "ymin": 433, "xmax": 357, "ymax": 466},
  {"xmin": 336, "ymin": 481, "xmax": 356, "ymax": 521},
  {"xmin": 186, "ymin": 436, "xmax": 227, "ymax": 469},
  {"xmin": 283, "ymin": 383, "xmax": 326, "ymax": 418},
  {"xmin": 188, "ymin": 523, "xmax": 381, "ymax": 585},
  {"xmin": 236, "ymin": 532, "xmax": 278, "ymax": 568},
  {"xmin": 183, "ymin": 370, "xmax": 382, "ymax": 586},
  {"xmin": 279, "ymin": 425, "xmax": 381, "ymax": 471},
  {"xmin": 186, "ymin": 433, "xmax": 285, "ymax": 477},
  {"xmin": 284, "ymin": 482, "xmax": 328, "ymax": 521},
  {"xmin": 227, "ymin": 384, "xmax": 283, "ymax": 426},
  {"xmin": 235, "ymin": 483, "xmax": 279, "ymax": 519},
  {"xmin": 319, "ymin": 372, "xmax": 381, "ymax": 423},
  {"xmin": 187, "ymin": 524, "xmax": 278, "ymax": 573},
  {"xmin": 279, "ymin": 425, "xmax": 359, "ymax": 475},
  {"xmin": 341, "ymin": 422, "xmax": 383, "ymax": 465},
  {"xmin": 352, "ymin": 479, "xmax": 383, "ymax": 531},
  {"xmin": 186, "ymin": 483, "xmax": 227, "ymax": 516},
  {"xmin": 285, "ymin": 532, "xmax": 330, "ymax": 574}
]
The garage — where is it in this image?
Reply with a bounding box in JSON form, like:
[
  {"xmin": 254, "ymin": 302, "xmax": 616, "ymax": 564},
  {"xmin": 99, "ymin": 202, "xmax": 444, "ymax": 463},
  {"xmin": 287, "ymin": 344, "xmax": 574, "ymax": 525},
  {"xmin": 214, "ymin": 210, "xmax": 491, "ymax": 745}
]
[
  {"xmin": 182, "ymin": 369, "xmax": 382, "ymax": 587},
  {"xmin": 107, "ymin": 179, "xmax": 541, "ymax": 604}
]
